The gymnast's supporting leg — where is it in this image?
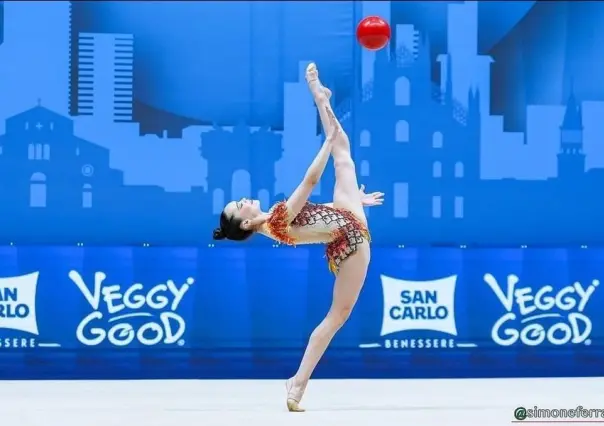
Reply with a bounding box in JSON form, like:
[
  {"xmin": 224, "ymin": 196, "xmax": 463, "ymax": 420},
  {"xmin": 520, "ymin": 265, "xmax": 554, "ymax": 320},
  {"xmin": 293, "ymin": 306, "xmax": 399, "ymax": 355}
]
[{"xmin": 286, "ymin": 248, "xmax": 369, "ymax": 411}]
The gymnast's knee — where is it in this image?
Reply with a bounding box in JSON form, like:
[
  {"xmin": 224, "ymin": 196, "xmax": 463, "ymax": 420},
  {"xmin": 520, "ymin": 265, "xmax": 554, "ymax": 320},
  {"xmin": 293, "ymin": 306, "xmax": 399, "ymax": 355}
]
[
  {"xmin": 327, "ymin": 305, "xmax": 353, "ymax": 328},
  {"xmin": 333, "ymin": 154, "xmax": 355, "ymax": 173}
]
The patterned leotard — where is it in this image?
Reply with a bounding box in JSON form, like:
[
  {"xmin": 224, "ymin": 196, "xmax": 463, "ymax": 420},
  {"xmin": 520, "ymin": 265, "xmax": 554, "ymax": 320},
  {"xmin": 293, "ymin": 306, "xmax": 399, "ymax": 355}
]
[{"xmin": 265, "ymin": 201, "xmax": 370, "ymax": 274}]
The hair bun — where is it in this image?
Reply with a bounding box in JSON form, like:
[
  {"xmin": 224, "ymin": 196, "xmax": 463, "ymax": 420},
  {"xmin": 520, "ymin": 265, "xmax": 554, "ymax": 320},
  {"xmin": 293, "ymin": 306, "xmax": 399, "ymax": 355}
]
[{"xmin": 212, "ymin": 227, "xmax": 226, "ymax": 240}]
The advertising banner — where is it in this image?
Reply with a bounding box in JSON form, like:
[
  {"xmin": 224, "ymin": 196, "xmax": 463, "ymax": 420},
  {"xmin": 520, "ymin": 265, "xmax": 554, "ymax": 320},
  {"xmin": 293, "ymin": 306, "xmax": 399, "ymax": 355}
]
[{"xmin": 0, "ymin": 246, "xmax": 602, "ymax": 379}]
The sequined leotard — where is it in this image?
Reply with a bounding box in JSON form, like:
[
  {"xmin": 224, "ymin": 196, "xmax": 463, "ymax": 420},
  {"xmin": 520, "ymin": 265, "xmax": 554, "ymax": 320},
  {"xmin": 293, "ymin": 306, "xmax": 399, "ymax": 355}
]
[{"xmin": 265, "ymin": 201, "xmax": 370, "ymax": 274}]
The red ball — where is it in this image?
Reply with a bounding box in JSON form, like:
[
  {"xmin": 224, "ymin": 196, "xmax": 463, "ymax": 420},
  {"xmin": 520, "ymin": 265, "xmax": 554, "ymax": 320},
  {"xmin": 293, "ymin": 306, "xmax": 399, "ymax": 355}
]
[{"xmin": 356, "ymin": 16, "xmax": 391, "ymax": 51}]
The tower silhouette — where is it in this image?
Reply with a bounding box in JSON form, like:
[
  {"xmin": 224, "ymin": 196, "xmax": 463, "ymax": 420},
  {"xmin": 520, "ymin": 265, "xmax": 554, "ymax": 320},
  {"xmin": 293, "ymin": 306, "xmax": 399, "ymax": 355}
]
[
  {"xmin": 557, "ymin": 92, "xmax": 585, "ymax": 179},
  {"xmin": 202, "ymin": 126, "xmax": 239, "ymax": 213},
  {"xmin": 202, "ymin": 123, "xmax": 282, "ymax": 214},
  {"xmin": 76, "ymin": 33, "xmax": 135, "ymax": 123},
  {"xmin": 250, "ymin": 127, "xmax": 282, "ymax": 207}
]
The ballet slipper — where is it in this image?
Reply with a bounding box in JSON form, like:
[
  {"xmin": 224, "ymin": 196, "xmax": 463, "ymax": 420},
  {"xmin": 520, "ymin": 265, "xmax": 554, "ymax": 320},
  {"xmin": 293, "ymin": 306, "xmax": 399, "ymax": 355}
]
[
  {"xmin": 305, "ymin": 63, "xmax": 332, "ymax": 100},
  {"xmin": 305, "ymin": 62, "xmax": 319, "ymax": 84},
  {"xmin": 285, "ymin": 377, "xmax": 306, "ymax": 412}
]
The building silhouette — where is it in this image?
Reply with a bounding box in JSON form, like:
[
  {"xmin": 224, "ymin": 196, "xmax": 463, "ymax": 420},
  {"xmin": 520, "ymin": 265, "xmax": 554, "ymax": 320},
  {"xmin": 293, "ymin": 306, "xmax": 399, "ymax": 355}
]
[
  {"xmin": 0, "ymin": 1, "xmax": 603, "ymax": 245},
  {"xmin": 77, "ymin": 33, "xmax": 134, "ymax": 122},
  {"xmin": 321, "ymin": 10, "xmax": 604, "ymax": 244},
  {"xmin": 0, "ymin": 103, "xmax": 122, "ymax": 208},
  {"xmin": 333, "ymin": 32, "xmax": 480, "ymax": 240},
  {"xmin": 202, "ymin": 123, "xmax": 282, "ymax": 215}
]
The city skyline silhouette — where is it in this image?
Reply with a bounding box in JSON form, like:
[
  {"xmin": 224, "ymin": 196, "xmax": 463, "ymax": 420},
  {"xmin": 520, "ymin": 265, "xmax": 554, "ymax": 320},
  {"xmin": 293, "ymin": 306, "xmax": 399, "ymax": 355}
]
[{"xmin": 0, "ymin": 1, "xmax": 603, "ymax": 245}]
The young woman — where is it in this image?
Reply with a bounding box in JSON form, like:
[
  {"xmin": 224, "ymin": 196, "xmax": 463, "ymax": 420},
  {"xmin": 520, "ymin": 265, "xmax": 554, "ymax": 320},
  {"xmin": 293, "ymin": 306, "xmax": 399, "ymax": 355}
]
[{"xmin": 213, "ymin": 63, "xmax": 384, "ymax": 412}]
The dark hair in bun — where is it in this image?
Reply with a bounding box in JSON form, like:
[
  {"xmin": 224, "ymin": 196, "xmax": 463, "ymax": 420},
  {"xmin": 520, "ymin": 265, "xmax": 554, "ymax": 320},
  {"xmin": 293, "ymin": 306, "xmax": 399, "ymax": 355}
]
[
  {"xmin": 212, "ymin": 228, "xmax": 226, "ymax": 240},
  {"xmin": 212, "ymin": 211, "xmax": 254, "ymax": 242}
]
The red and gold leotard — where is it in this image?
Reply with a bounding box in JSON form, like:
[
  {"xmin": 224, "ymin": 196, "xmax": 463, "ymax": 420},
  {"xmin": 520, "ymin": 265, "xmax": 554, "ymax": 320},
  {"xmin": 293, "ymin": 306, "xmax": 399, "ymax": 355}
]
[{"xmin": 265, "ymin": 201, "xmax": 370, "ymax": 274}]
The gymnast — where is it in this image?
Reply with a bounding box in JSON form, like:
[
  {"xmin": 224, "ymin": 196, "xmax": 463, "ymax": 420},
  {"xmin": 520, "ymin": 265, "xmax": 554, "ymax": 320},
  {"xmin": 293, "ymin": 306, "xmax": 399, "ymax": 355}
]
[{"xmin": 213, "ymin": 63, "xmax": 384, "ymax": 411}]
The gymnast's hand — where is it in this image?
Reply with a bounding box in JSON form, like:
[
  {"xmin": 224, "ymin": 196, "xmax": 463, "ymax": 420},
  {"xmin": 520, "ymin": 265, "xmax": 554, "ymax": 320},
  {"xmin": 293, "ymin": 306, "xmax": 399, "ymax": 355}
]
[{"xmin": 359, "ymin": 185, "xmax": 384, "ymax": 207}]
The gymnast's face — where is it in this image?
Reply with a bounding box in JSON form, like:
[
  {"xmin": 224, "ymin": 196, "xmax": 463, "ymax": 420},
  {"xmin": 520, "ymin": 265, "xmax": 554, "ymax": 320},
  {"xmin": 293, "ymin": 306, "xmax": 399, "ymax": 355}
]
[{"xmin": 223, "ymin": 198, "xmax": 262, "ymax": 223}]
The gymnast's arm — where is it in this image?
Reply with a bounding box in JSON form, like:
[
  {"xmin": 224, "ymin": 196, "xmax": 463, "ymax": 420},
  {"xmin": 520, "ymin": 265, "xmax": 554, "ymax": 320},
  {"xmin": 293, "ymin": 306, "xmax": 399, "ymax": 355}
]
[
  {"xmin": 285, "ymin": 136, "xmax": 333, "ymax": 220},
  {"xmin": 284, "ymin": 105, "xmax": 338, "ymax": 220}
]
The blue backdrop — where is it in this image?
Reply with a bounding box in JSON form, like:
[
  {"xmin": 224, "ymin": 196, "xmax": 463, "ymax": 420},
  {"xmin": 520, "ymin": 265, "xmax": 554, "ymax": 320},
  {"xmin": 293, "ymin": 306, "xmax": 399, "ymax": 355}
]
[
  {"xmin": 1, "ymin": 246, "xmax": 603, "ymax": 379},
  {"xmin": 0, "ymin": 1, "xmax": 602, "ymax": 245},
  {"xmin": 1, "ymin": 1, "xmax": 604, "ymax": 380}
]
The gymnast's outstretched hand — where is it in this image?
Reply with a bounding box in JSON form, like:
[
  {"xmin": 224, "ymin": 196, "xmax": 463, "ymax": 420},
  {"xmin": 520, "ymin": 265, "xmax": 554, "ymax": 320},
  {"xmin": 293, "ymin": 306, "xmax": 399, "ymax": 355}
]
[{"xmin": 359, "ymin": 185, "xmax": 384, "ymax": 207}]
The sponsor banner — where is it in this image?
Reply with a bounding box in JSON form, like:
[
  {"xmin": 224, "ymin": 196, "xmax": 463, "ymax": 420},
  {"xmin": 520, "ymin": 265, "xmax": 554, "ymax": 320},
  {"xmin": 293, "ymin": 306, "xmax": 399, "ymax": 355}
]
[{"xmin": 0, "ymin": 246, "xmax": 603, "ymax": 379}]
